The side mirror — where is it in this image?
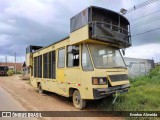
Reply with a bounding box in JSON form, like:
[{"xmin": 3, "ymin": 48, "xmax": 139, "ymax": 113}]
[{"xmin": 122, "ymin": 49, "xmax": 125, "ymax": 56}]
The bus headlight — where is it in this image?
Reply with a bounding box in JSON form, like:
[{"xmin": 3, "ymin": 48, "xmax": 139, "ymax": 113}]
[{"xmin": 92, "ymin": 77, "xmax": 107, "ymax": 85}]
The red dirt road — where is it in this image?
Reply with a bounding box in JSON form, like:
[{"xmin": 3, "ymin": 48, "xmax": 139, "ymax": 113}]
[{"xmin": 0, "ymin": 75, "xmax": 122, "ymax": 120}]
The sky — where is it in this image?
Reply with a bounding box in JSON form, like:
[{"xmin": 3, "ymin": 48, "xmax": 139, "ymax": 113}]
[{"xmin": 0, "ymin": 0, "xmax": 160, "ymax": 63}]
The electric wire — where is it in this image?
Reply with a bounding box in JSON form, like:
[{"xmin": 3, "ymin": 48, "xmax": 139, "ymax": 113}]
[
  {"xmin": 126, "ymin": 0, "xmax": 159, "ymax": 14},
  {"xmin": 132, "ymin": 27, "xmax": 160, "ymax": 37},
  {"xmin": 130, "ymin": 9, "xmax": 160, "ymax": 21},
  {"xmin": 131, "ymin": 16, "xmax": 160, "ymax": 28}
]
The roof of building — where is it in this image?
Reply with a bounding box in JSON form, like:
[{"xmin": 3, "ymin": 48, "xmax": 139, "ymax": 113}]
[{"xmin": 124, "ymin": 57, "xmax": 154, "ymax": 62}]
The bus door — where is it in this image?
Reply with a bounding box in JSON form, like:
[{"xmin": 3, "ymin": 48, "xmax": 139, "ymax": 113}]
[
  {"xmin": 65, "ymin": 45, "xmax": 81, "ymax": 88},
  {"xmin": 57, "ymin": 48, "xmax": 67, "ymax": 96}
]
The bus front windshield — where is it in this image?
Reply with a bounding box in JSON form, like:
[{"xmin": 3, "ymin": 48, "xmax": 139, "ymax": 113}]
[{"xmin": 88, "ymin": 43, "xmax": 126, "ymax": 69}]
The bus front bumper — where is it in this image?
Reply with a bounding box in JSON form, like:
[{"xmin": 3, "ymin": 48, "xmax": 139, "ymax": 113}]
[{"xmin": 93, "ymin": 83, "xmax": 130, "ymax": 99}]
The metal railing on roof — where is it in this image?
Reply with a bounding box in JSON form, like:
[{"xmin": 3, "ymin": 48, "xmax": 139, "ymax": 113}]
[{"xmin": 90, "ymin": 21, "xmax": 131, "ymax": 47}]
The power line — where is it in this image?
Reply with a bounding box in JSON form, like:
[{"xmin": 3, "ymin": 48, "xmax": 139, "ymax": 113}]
[
  {"xmin": 125, "ymin": 0, "xmax": 160, "ymax": 28},
  {"xmin": 126, "ymin": 0, "xmax": 159, "ymax": 14},
  {"xmin": 131, "ymin": 15, "xmax": 160, "ymax": 28},
  {"xmin": 130, "ymin": 9, "xmax": 160, "ymax": 21},
  {"xmin": 132, "ymin": 27, "xmax": 160, "ymax": 37}
]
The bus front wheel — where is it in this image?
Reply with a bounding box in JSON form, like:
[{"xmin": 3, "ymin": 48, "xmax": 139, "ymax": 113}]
[{"xmin": 73, "ymin": 90, "xmax": 86, "ymax": 109}]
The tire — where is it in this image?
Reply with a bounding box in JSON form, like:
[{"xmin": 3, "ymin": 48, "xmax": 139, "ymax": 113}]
[
  {"xmin": 38, "ymin": 84, "xmax": 44, "ymax": 94},
  {"xmin": 73, "ymin": 90, "xmax": 86, "ymax": 109}
]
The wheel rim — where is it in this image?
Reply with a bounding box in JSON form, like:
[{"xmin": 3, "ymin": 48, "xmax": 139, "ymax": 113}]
[
  {"xmin": 73, "ymin": 90, "xmax": 86, "ymax": 109},
  {"xmin": 74, "ymin": 94, "xmax": 80, "ymax": 104},
  {"xmin": 73, "ymin": 91, "xmax": 81, "ymax": 106}
]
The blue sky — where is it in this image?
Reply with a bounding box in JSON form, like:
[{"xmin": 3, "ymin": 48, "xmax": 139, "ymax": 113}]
[{"xmin": 0, "ymin": 0, "xmax": 160, "ymax": 62}]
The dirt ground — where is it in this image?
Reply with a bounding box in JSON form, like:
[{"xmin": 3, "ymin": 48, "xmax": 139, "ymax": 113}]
[{"xmin": 0, "ymin": 75, "xmax": 122, "ymax": 120}]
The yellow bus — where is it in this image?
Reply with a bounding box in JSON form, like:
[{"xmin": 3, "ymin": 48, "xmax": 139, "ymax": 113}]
[{"xmin": 26, "ymin": 6, "xmax": 131, "ymax": 109}]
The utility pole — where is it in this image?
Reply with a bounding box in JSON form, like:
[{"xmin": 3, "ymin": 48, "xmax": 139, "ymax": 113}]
[
  {"xmin": 5, "ymin": 56, "xmax": 7, "ymax": 66},
  {"xmin": 15, "ymin": 53, "xmax": 16, "ymax": 74}
]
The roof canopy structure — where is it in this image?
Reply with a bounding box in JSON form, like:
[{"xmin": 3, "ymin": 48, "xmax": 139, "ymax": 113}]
[
  {"xmin": 71, "ymin": 6, "xmax": 129, "ymax": 32},
  {"xmin": 70, "ymin": 6, "xmax": 131, "ymax": 48}
]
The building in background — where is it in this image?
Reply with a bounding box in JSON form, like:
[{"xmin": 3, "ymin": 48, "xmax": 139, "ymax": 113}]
[
  {"xmin": 124, "ymin": 57, "xmax": 154, "ymax": 78},
  {"xmin": 0, "ymin": 62, "xmax": 22, "ymax": 72}
]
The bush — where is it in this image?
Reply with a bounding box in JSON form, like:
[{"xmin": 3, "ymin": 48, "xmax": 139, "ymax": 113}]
[
  {"xmin": 7, "ymin": 70, "xmax": 14, "ymax": 76},
  {"xmin": 149, "ymin": 66, "xmax": 160, "ymax": 78}
]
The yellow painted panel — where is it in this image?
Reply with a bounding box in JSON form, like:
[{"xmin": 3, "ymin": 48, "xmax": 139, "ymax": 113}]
[
  {"xmin": 26, "ymin": 53, "xmax": 33, "ymax": 67},
  {"xmin": 32, "ymin": 38, "xmax": 69, "ymax": 57},
  {"xmin": 57, "ymin": 69, "xmax": 65, "ymax": 82},
  {"xmin": 80, "ymin": 71, "xmax": 94, "ymax": 99},
  {"xmin": 65, "ymin": 68, "xmax": 80, "ymax": 83},
  {"xmin": 70, "ymin": 25, "xmax": 89, "ymax": 45},
  {"xmin": 30, "ymin": 79, "xmax": 37, "ymax": 88}
]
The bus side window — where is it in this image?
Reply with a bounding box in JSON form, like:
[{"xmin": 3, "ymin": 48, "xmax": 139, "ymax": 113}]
[
  {"xmin": 67, "ymin": 45, "xmax": 79, "ymax": 67},
  {"xmin": 58, "ymin": 48, "xmax": 65, "ymax": 68},
  {"xmin": 43, "ymin": 51, "xmax": 56, "ymax": 79}
]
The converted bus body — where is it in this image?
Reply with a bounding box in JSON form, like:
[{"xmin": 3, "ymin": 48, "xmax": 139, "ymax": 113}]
[{"xmin": 26, "ymin": 6, "xmax": 131, "ymax": 109}]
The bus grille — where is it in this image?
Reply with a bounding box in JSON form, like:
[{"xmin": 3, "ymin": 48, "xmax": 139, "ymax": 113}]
[{"xmin": 109, "ymin": 74, "xmax": 128, "ymax": 82}]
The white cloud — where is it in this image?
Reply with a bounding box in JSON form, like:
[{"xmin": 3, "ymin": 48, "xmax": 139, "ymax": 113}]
[
  {"xmin": 0, "ymin": 34, "xmax": 12, "ymax": 47},
  {"xmin": 0, "ymin": 22, "xmax": 17, "ymax": 33},
  {"xmin": 3, "ymin": 0, "xmax": 58, "ymax": 26},
  {"xmin": 125, "ymin": 44, "xmax": 160, "ymax": 62},
  {"xmin": 0, "ymin": 55, "xmax": 25, "ymax": 63},
  {"xmin": 0, "ymin": 0, "xmax": 160, "ymax": 63}
]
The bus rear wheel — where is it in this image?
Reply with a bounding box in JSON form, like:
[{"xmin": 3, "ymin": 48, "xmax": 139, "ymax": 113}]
[
  {"xmin": 38, "ymin": 84, "xmax": 44, "ymax": 94},
  {"xmin": 73, "ymin": 90, "xmax": 86, "ymax": 109}
]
